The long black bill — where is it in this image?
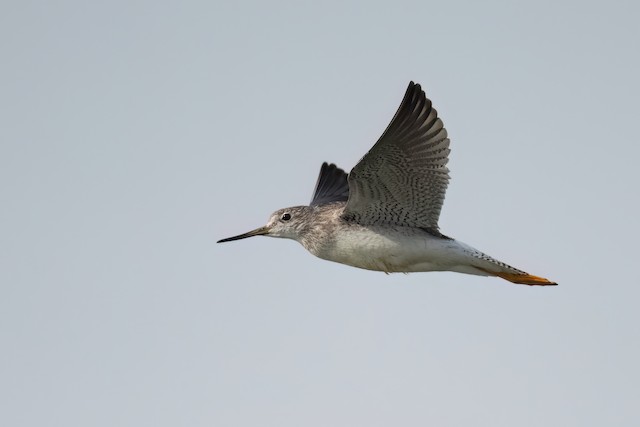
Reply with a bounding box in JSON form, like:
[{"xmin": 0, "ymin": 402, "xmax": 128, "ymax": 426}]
[{"xmin": 217, "ymin": 226, "xmax": 269, "ymax": 243}]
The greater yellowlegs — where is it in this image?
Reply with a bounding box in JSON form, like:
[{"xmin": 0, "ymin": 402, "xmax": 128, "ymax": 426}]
[{"xmin": 218, "ymin": 82, "xmax": 556, "ymax": 286}]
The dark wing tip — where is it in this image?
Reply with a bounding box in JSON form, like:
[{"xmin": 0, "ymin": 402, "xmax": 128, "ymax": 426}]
[
  {"xmin": 407, "ymin": 81, "xmax": 422, "ymax": 96},
  {"xmin": 377, "ymin": 82, "xmax": 431, "ymax": 142},
  {"xmin": 310, "ymin": 162, "xmax": 350, "ymax": 206}
]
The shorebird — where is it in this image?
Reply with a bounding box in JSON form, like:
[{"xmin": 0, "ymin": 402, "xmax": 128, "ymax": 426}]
[{"xmin": 218, "ymin": 82, "xmax": 557, "ymax": 285}]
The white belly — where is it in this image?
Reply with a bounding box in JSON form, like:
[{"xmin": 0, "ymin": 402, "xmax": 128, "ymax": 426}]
[{"xmin": 312, "ymin": 226, "xmax": 487, "ymax": 275}]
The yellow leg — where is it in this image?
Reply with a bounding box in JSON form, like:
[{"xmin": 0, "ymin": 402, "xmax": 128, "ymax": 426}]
[{"xmin": 494, "ymin": 271, "xmax": 558, "ymax": 286}]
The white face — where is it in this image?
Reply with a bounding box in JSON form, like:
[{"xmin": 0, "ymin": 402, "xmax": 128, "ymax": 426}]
[
  {"xmin": 217, "ymin": 206, "xmax": 310, "ymax": 244},
  {"xmin": 265, "ymin": 207, "xmax": 306, "ymax": 240}
]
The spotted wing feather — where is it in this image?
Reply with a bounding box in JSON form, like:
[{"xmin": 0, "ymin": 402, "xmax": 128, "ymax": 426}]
[{"xmin": 343, "ymin": 82, "xmax": 450, "ymax": 230}]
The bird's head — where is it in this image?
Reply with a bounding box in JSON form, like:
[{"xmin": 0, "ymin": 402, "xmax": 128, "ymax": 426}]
[{"xmin": 217, "ymin": 206, "xmax": 312, "ymax": 243}]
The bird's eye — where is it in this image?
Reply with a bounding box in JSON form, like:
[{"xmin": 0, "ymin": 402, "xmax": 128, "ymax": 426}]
[{"xmin": 281, "ymin": 213, "xmax": 291, "ymax": 221}]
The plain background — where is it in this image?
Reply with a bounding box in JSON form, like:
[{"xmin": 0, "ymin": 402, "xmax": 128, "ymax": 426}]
[{"xmin": 2, "ymin": 1, "xmax": 639, "ymax": 426}]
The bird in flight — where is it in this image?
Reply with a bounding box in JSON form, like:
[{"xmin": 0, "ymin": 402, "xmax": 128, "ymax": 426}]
[{"xmin": 218, "ymin": 82, "xmax": 557, "ymax": 285}]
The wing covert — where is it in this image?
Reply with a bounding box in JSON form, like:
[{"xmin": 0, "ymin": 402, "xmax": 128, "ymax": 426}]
[{"xmin": 342, "ymin": 82, "xmax": 451, "ymax": 230}]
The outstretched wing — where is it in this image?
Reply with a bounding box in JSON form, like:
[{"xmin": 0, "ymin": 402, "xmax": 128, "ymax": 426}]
[
  {"xmin": 343, "ymin": 82, "xmax": 451, "ymax": 230},
  {"xmin": 310, "ymin": 162, "xmax": 350, "ymax": 206}
]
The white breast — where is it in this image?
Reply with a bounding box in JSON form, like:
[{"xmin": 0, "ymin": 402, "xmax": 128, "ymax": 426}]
[{"xmin": 313, "ymin": 226, "xmax": 470, "ymax": 274}]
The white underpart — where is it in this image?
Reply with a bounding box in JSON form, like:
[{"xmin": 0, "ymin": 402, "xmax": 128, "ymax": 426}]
[{"xmin": 308, "ymin": 225, "xmax": 518, "ymax": 276}]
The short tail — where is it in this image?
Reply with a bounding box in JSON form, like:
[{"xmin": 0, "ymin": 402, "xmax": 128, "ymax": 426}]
[
  {"xmin": 460, "ymin": 242, "xmax": 558, "ymax": 286},
  {"xmin": 493, "ymin": 271, "xmax": 557, "ymax": 286}
]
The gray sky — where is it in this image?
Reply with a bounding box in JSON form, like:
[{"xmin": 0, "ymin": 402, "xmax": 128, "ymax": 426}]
[{"xmin": 1, "ymin": 0, "xmax": 639, "ymax": 426}]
